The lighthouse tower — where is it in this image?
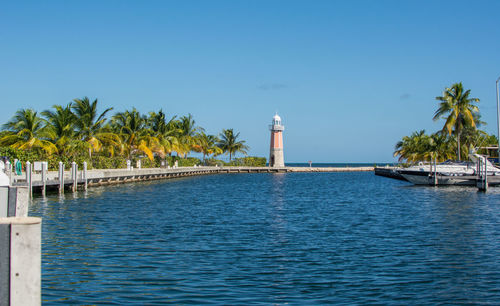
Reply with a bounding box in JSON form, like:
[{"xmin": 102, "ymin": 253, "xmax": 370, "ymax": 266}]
[{"xmin": 269, "ymin": 113, "xmax": 285, "ymax": 167}]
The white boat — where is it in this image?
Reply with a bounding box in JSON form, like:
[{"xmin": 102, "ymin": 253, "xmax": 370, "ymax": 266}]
[{"xmin": 397, "ymin": 154, "xmax": 500, "ymax": 186}]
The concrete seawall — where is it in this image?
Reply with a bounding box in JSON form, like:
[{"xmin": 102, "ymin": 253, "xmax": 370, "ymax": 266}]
[
  {"xmin": 9, "ymin": 166, "xmax": 374, "ymax": 195},
  {"xmin": 287, "ymin": 167, "xmax": 374, "ymax": 172}
]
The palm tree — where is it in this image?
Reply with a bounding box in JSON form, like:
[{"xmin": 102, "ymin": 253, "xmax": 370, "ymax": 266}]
[
  {"xmin": 148, "ymin": 110, "xmax": 180, "ymax": 157},
  {"xmin": 72, "ymin": 97, "xmax": 119, "ymax": 159},
  {"xmin": 176, "ymin": 114, "xmax": 204, "ymax": 157},
  {"xmin": 217, "ymin": 128, "xmax": 249, "ymax": 161},
  {"xmin": 394, "ymin": 130, "xmax": 432, "ymax": 163},
  {"xmin": 111, "ymin": 108, "xmax": 160, "ymax": 160},
  {"xmin": 0, "ymin": 108, "xmax": 57, "ymax": 155},
  {"xmin": 428, "ymin": 133, "xmax": 456, "ymax": 162},
  {"xmin": 196, "ymin": 132, "xmax": 223, "ymax": 161},
  {"xmin": 42, "ymin": 103, "xmax": 76, "ymax": 155},
  {"xmin": 433, "ymin": 83, "xmax": 480, "ymax": 160}
]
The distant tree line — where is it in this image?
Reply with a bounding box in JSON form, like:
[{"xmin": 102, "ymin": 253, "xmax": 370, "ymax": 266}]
[
  {"xmin": 0, "ymin": 97, "xmax": 256, "ymax": 168},
  {"xmin": 394, "ymin": 82, "xmax": 498, "ymax": 163}
]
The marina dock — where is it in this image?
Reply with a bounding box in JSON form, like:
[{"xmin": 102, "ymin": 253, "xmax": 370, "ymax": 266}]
[{"xmin": 375, "ymin": 166, "xmax": 500, "ymax": 190}]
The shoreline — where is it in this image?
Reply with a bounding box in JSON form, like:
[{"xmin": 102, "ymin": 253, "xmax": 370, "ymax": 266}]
[
  {"xmin": 10, "ymin": 166, "xmax": 374, "ymax": 195},
  {"xmin": 286, "ymin": 166, "xmax": 374, "ymax": 172}
]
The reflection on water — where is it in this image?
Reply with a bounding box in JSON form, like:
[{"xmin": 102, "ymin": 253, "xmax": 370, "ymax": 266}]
[{"xmin": 30, "ymin": 173, "xmax": 500, "ymax": 304}]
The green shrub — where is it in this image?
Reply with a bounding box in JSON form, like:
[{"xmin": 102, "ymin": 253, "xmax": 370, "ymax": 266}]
[
  {"xmin": 0, "ymin": 147, "xmax": 43, "ymax": 163},
  {"xmin": 92, "ymin": 156, "xmax": 127, "ymax": 169},
  {"xmin": 177, "ymin": 157, "xmax": 201, "ymax": 167},
  {"xmin": 203, "ymin": 158, "xmax": 226, "ymax": 166},
  {"xmin": 227, "ymin": 156, "xmax": 266, "ymax": 167}
]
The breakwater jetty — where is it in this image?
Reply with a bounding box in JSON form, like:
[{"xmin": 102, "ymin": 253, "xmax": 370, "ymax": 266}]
[
  {"xmin": 287, "ymin": 166, "xmax": 373, "ymax": 172},
  {"xmin": 8, "ymin": 165, "xmax": 374, "ymax": 195}
]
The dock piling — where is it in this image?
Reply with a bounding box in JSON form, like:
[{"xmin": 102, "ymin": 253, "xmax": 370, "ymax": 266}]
[
  {"xmin": 477, "ymin": 156, "xmax": 488, "ymax": 191},
  {"xmin": 41, "ymin": 162, "xmax": 47, "ymax": 197},
  {"xmin": 6, "ymin": 161, "xmax": 11, "ymax": 186},
  {"xmin": 0, "ymin": 217, "xmax": 42, "ymax": 306},
  {"xmin": 83, "ymin": 162, "xmax": 87, "ymax": 190},
  {"xmin": 433, "ymin": 157, "xmax": 438, "ymax": 186},
  {"xmin": 58, "ymin": 162, "xmax": 64, "ymax": 194},
  {"xmin": 25, "ymin": 161, "xmax": 32, "ymax": 198},
  {"xmin": 1, "ymin": 186, "xmax": 29, "ymax": 218},
  {"xmin": 71, "ymin": 162, "xmax": 77, "ymax": 192},
  {"xmin": 482, "ymin": 156, "xmax": 488, "ymax": 191}
]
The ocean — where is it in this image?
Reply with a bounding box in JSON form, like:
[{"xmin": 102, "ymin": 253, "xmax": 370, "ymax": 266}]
[{"xmin": 30, "ymin": 172, "xmax": 500, "ymax": 304}]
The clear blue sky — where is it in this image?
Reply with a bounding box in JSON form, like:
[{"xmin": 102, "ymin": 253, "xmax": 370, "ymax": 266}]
[{"xmin": 1, "ymin": 0, "xmax": 500, "ymax": 163}]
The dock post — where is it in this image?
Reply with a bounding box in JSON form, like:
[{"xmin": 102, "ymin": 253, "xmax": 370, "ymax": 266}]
[
  {"xmin": 1, "ymin": 186, "xmax": 29, "ymax": 218},
  {"xmin": 477, "ymin": 157, "xmax": 488, "ymax": 191},
  {"xmin": 484, "ymin": 156, "xmax": 488, "ymax": 191},
  {"xmin": 476, "ymin": 159, "xmax": 480, "ymax": 181},
  {"xmin": 0, "ymin": 216, "xmax": 42, "ymax": 306},
  {"xmin": 5, "ymin": 161, "xmax": 11, "ymax": 186},
  {"xmin": 41, "ymin": 162, "xmax": 47, "ymax": 197},
  {"xmin": 433, "ymin": 157, "xmax": 438, "ymax": 186},
  {"xmin": 83, "ymin": 161, "xmax": 87, "ymax": 190},
  {"xmin": 58, "ymin": 162, "xmax": 64, "ymax": 194},
  {"xmin": 25, "ymin": 161, "xmax": 32, "ymax": 198},
  {"xmin": 71, "ymin": 162, "xmax": 77, "ymax": 192}
]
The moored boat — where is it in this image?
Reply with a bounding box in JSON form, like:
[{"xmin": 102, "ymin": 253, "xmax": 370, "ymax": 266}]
[{"xmin": 396, "ymin": 153, "xmax": 500, "ymax": 186}]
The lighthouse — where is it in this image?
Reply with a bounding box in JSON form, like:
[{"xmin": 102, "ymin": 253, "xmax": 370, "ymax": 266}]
[{"xmin": 269, "ymin": 113, "xmax": 285, "ymax": 167}]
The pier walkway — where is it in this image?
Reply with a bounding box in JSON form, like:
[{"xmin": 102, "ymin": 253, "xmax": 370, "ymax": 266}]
[{"xmin": 8, "ymin": 166, "xmax": 374, "ymax": 195}]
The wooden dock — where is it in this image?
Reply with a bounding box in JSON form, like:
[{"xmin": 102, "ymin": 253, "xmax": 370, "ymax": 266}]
[{"xmin": 8, "ymin": 166, "xmax": 374, "ymax": 195}]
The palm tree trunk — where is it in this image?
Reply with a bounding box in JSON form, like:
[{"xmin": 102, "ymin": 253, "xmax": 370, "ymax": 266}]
[{"xmin": 456, "ymin": 132, "xmax": 461, "ymax": 161}]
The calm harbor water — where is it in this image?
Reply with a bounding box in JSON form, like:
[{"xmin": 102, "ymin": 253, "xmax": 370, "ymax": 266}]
[
  {"xmin": 286, "ymin": 162, "xmax": 380, "ymax": 167},
  {"xmin": 30, "ymin": 172, "xmax": 500, "ymax": 304}
]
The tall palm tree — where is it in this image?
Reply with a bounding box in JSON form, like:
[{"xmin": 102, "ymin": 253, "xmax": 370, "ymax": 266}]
[
  {"xmin": 428, "ymin": 133, "xmax": 456, "ymax": 162},
  {"xmin": 42, "ymin": 103, "xmax": 76, "ymax": 155},
  {"xmin": 111, "ymin": 108, "xmax": 160, "ymax": 160},
  {"xmin": 196, "ymin": 132, "xmax": 223, "ymax": 161},
  {"xmin": 217, "ymin": 128, "xmax": 249, "ymax": 161},
  {"xmin": 176, "ymin": 114, "xmax": 204, "ymax": 157},
  {"xmin": 394, "ymin": 130, "xmax": 433, "ymax": 163},
  {"xmin": 0, "ymin": 108, "xmax": 57, "ymax": 155},
  {"xmin": 148, "ymin": 110, "xmax": 180, "ymax": 157},
  {"xmin": 433, "ymin": 83, "xmax": 480, "ymax": 160},
  {"xmin": 72, "ymin": 97, "xmax": 119, "ymax": 159}
]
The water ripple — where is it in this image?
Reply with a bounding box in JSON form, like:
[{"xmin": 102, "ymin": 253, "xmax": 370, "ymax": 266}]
[{"xmin": 30, "ymin": 173, "xmax": 500, "ymax": 304}]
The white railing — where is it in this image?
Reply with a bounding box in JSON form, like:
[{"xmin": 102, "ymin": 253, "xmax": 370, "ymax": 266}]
[{"xmin": 269, "ymin": 124, "xmax": 284, "ymax": 131}]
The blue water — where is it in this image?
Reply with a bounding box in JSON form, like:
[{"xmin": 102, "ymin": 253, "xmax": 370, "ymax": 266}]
[
  {"xmin": 286, "ymin": 163, "xmax": 380, "ymax": 167},
  {"xmin": 30, "ymin": 173, "xmax": 500, "ymax": 304}
]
